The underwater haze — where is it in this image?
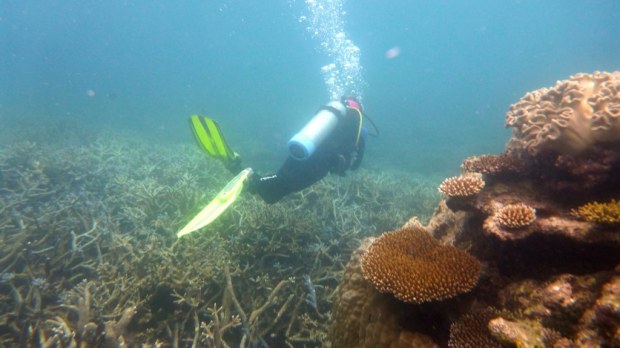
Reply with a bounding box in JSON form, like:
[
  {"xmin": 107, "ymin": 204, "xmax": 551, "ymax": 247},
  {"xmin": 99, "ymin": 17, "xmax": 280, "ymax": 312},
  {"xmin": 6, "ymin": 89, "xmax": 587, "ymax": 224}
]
[
  {"xmin": 3, "ymin": 1, "xmax": 620, "ymax": 346},
  {"xmin": 2, "ymin": 0, "xmax": 620, "ymax": 175}
]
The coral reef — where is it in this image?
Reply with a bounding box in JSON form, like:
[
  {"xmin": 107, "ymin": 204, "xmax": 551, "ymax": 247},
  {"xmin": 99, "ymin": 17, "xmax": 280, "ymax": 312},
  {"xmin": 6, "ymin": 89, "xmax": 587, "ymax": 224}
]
[
  {"xmin": 487, "ymin": 316, "xmax": 563, "ymax": 347},
  {"xmin": 438, "ymin": 175, "xmax": 485, "ymax": 198},
  {"xmin": 360, "ymin": 227, "xmax": 481, "ymax": 303},
  {"xmin": 492, "ymin": 203, "xmax": 537, "ymax": 229},
  {"xmin": 448, "ymin": 308, "xmax": 503, "ymax": 348},
  {"xmin": 571, "ymin": 198, "xmax": 620, "ymax": 224},
  {"xmin": 506, "ymin": 71, "xmax": 620, "ymax": 155},
  {"xmin": 461, "ymin": 153, "xmax": 525, "ymax": 175},
  {"xmin": 577, "ymin": 268, "xmax": 620, "ymax": 346},
  {"xmin": 330, "ymin": 239, "xmax": 440, "ymax": 348},
  {"xmin": 330, "ymin": 71, "xmax": 620, "ymax": 347},
  {"xmin": 442, "ymin": 72, "xmax": 620, "ymax": 346},
  {"xmin": 0, "ymin": 126, "xmax": 441, "ymax": 347}
]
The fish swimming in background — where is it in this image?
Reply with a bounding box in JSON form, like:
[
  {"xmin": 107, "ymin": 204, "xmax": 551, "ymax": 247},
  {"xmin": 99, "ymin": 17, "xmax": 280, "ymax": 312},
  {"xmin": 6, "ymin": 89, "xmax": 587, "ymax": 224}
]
[{"xmin": 303, "ymin": 274, "xmax": 318, "ymax": 311}]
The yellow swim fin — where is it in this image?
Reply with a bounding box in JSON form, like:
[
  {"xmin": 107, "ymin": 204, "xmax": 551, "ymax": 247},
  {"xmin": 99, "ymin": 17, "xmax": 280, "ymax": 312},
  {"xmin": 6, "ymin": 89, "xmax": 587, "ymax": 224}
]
[
  {"xmin": 177, "ymin": 168, "xmax": 253, "ymax": 238},
  {"xmin": 190, "ymin": 115, "xmax": 241, "ymax": 172}
]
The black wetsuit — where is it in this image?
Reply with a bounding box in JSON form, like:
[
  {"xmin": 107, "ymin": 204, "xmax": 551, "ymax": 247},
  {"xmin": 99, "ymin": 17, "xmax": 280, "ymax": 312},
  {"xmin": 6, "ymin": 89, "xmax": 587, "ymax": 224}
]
[{"xmin": 248, "ymin": 103, "xmax": 365, "ymax": 204}]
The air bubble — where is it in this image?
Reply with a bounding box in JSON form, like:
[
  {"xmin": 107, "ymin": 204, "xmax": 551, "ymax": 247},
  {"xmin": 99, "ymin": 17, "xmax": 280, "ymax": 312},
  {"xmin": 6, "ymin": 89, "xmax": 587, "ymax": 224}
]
[{"xmin": 303, "ymin": 0, "xmax": 366, "ymax": 100}]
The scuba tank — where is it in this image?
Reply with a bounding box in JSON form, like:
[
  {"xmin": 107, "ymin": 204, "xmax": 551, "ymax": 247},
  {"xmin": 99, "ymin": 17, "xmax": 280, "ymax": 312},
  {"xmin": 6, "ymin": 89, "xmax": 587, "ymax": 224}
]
[{"xmin": 288, "ymin": 100, "xmax": 346, "ymax": 160}]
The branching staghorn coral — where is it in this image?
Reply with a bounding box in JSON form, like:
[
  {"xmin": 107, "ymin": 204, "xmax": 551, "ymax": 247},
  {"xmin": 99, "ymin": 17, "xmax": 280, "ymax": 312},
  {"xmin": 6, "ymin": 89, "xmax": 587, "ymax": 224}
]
[
  {"xmin": 439, "ymin": 174, "xmax": 485, "ymax": 198},
  {"xmin": 571, "ymin": 199, "xmax": 620, "ymax": 224},
  {"xmin": 201, "ymin": 304, "xmax": 242, "ymax": 348},
  {"xmin": 0, "ymin": 125, "xmax": 441, "ymax": 347},
  {"xmin": 493, "ymin": 203, "xmax": 537, "ymax": 229}
]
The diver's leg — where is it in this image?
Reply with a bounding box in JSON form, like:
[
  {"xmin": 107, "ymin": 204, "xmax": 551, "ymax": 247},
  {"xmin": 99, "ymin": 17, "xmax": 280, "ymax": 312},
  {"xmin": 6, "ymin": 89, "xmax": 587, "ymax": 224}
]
[{"xmin": 248, "ymin": 156, "xmax": 331, "ymax": 204}]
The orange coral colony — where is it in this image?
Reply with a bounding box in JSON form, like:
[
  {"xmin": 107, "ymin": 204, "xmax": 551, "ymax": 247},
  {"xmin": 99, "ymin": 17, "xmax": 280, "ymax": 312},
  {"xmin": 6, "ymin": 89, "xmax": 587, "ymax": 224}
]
[
  {"xmin": 360, "ymin": 227, "xmax": 481, "ymax": 304},
  {"xmin": 493, "ymin": 203, "xmax": 537, "ymax": 229},
  {"xmin": 439, "ymin": 175, "xmax": 485, "ymax": 198},
  {"xmin": 571, "ymin": 199, "xmax": 620, "ymax": 224}
]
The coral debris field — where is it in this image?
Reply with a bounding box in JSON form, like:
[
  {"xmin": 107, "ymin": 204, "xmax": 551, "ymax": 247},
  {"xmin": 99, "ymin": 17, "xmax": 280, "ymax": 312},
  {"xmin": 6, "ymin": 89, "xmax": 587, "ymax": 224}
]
[{"xmin": 0, "ymin": 127, "xmax": 439, "ymax": 347}]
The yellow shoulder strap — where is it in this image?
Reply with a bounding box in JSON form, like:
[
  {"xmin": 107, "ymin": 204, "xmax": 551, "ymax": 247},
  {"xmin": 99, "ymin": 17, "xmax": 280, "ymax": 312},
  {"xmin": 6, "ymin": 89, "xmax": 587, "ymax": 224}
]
[{"xmin": 350, "ymin": 107, "xmax": 364, "ymax": 146}]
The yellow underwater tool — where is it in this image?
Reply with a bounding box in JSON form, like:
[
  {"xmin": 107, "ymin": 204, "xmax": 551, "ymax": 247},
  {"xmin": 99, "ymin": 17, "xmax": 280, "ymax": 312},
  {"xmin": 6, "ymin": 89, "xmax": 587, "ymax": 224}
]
[{"xmin": 177, "ymin": 167, "xmax": 253, "ymax": 238}]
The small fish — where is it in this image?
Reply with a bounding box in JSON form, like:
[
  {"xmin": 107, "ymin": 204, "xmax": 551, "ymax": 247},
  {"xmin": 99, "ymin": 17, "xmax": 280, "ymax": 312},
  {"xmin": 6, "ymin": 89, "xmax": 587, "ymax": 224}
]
[{"xmin": 303, "ymin": 274, "xmax": 318, "ymax": 310}]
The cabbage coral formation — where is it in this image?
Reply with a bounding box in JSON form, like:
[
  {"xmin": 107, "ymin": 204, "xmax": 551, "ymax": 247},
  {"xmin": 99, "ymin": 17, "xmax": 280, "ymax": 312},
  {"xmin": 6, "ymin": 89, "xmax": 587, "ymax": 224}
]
[
  {"xmin": 493, "ymin": 203, "xmax": 537, "ymax": 229},
  {"xmin": 506, "ymin": 71, "xmax": 620, "ymax": 155},
  {"xmin": 438, "ymin": 175, "xmax": 485, "ymax": 198},
  {"xmin": 360, "ymin": 227, "xmax": 481, "ymax": 303},
  {"xmin": 571, "ymin": 199, "xmax": 620, "ymax": 224}
]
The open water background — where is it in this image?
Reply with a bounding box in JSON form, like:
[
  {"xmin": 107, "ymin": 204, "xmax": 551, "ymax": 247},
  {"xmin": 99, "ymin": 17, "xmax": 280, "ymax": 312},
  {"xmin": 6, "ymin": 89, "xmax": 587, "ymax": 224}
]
[{"xmin": 2, "ymin": 0, "xmax": 620, "ymax": 175}]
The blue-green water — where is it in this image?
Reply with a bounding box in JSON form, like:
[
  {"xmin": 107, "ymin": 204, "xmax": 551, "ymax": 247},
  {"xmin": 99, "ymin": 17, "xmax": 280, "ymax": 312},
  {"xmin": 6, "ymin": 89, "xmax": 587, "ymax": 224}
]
[
  {"xmin": 2, "ymin": 0, "xmax": 620, "ymax": 175},
  {"xmin": 2, "ymin": 2, "xmax": 620, "ymax": 346}
]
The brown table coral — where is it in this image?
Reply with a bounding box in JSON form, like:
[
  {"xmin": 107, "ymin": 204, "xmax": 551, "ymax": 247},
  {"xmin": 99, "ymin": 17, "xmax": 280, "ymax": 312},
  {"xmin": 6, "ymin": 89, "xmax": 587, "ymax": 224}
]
[
  {"xmin": 360, "ymin": 227, "xmax": 481, "ymax": 304},
  {"xmin": 330, "ymin": 239, "xmax": 441, "ymax": 348}
]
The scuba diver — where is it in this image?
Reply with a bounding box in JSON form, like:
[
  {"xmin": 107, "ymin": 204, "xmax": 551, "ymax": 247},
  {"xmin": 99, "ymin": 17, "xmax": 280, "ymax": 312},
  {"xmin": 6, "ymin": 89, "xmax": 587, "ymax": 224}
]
[{"xmin": 178, "ymin": 97, "xmax": 378, "ymax": 237}]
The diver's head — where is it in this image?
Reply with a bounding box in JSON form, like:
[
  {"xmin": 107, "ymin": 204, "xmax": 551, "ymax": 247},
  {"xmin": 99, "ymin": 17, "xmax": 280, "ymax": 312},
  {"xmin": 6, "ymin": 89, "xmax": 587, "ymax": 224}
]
[{"xmin": 341, "ymin": 96, "xmax": 363, "ymax": 111}]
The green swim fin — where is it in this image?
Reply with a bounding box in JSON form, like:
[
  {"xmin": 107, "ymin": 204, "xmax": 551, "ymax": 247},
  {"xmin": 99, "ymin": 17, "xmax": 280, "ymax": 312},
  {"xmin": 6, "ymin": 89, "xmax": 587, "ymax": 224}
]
[
  {"xmin": 177, "ymin": 168, "xmax": 253, "ymax": 238},
  {"xmin": 190, "ymin": 115, "xmax": 241, "ymax": 172}
]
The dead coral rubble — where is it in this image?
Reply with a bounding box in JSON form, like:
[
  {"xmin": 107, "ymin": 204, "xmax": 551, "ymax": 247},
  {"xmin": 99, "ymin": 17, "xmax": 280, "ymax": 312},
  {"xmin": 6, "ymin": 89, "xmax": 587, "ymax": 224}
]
[{"xmin": 0, "ymin": 131, "xmax": 440, "ymax": 347}]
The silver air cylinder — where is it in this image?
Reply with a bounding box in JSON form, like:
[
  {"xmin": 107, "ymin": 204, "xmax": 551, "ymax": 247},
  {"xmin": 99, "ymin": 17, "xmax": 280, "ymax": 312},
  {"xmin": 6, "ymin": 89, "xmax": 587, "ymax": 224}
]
[{"xmin": 287, "ymin": 100, "xmax": 345, "ymax": 160}]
